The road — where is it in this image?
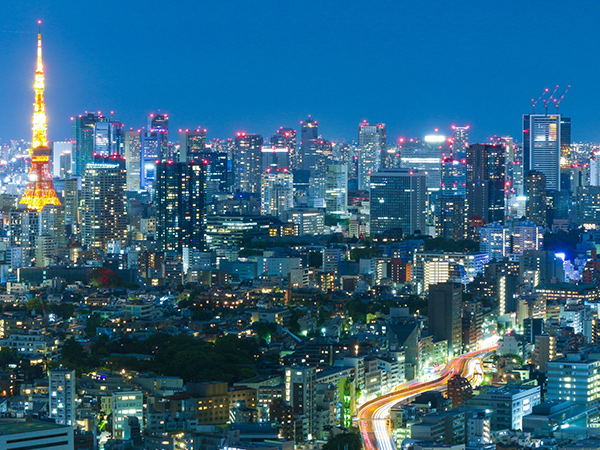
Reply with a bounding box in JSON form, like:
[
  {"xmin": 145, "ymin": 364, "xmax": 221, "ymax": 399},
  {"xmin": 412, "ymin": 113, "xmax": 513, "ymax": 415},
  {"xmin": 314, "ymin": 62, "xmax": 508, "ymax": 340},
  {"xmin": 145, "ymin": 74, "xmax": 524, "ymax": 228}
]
[{"xmin": 357, "ymin": 348, "xmax": 494, "ymax": 450}]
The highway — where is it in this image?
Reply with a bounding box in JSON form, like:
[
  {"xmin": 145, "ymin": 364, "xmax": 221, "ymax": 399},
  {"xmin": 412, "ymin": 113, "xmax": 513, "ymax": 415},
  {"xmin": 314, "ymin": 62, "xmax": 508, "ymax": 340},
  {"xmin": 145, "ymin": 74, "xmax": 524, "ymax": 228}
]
[{"xmin": 357, "ymin": 348, "xmax": 493, "ymax": 450}]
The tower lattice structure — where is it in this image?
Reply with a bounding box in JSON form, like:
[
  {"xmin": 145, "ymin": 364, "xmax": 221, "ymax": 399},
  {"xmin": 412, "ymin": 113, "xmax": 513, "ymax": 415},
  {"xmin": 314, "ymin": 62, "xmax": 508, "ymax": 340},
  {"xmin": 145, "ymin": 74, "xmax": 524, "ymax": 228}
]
[{"xmin": 19, "ymin": 22, "xmax": 61, "ymax": 211}]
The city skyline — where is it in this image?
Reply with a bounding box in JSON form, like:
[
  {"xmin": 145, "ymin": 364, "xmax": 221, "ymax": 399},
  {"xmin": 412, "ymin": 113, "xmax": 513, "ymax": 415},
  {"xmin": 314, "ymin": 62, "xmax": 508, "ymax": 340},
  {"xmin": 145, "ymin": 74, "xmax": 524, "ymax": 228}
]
[{"xmin": 0, "ymin": 1, "xmax": 597, "ymax": 144}]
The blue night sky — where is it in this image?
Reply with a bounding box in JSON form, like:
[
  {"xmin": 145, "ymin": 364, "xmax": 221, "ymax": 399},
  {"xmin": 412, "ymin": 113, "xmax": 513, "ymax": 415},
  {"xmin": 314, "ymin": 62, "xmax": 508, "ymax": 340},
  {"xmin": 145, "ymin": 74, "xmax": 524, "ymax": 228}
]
[{"xmin": 0, "ymin": 0, "xmax": 597, "ymax": 145}]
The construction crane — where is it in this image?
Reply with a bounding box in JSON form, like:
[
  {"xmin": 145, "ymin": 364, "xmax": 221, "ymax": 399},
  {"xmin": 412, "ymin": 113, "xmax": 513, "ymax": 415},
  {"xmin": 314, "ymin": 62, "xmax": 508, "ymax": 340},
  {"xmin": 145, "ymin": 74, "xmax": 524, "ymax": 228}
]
[
  {"xmin": 554, "ymin": 85, "xmax": 571, "ymax": 113},
  {"xmin": 543, "ymin": 85, "xmax": 560, "ymax": 115},
  {"xmin": 532, "ymin": 88, "xmax": 549, "ymax": 113}
]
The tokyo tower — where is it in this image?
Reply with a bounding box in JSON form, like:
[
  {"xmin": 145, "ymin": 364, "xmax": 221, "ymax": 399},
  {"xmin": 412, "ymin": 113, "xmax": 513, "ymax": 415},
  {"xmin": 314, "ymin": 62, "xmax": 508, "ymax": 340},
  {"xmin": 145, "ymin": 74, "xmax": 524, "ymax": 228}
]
[{"xmin": 19, "ymin": 21, "xmax": 61, "ymax": 211}]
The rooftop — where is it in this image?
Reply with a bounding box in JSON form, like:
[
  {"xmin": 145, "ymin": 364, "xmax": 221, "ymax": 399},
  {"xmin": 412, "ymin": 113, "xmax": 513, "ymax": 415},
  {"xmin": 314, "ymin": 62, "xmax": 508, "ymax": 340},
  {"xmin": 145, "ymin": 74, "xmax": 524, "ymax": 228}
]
[{"xmin": 0, "ymin": 418, "xmax": 67, "ymax": 436}]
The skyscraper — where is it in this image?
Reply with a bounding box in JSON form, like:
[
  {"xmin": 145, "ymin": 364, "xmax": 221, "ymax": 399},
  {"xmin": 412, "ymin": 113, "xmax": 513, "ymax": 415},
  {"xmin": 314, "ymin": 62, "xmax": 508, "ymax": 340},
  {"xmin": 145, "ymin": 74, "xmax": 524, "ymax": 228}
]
[
  {"xmin": 466, "ymin": 144, "xmax": 506, "ymax": 223},
  {"xmin": 140, "ymin": 113, "xmax": 169, "ymax": 190},
  {"xmin": 369, "ymin": 169, "xmax": 427, "ymax": 238},
  {"xmin": 428, "ymin": 282, "xmax": 463, "ymax": 358},
  {"xmin": 81, "ymin": 157, "xmax": 127, "ymax": 251},
  {"xmin": 300, "ymin": 116, "xmax": 318, "ymax": 172},
  {"xmin": 451, "ymin": 125, "xmax": 469, "ymax": 156},
  {"xmin": 436, "ymin": 195, "xmax": 467, "ymax": 240},
  {"xmin": 94, "ymin": 115, "xmax": 124, "ymax": 156},
  {"xmin": 52, "ymin": 141, "xmax": 72, "ymax": 178},
  {"xmin": 198, "ymin": 151, "xmax": 229, "ymax": 202},
  {"xmin": 124, "ymin": 130, "xmax": 141, "ymax": 191},
  {"xmin": 285, "ymin": 366, "xmax": 316, "ymax": 441},
  {"xmin": 325, "ymin": 164, "xmax": 348, "ymax": 216},
  {"xmin": 234, "ymin": 133, "xmax": 263, "ymax": 193},
  {"xmin": 525, "ymin": 171, "xmax": 547, "ymax": 226},
  {"xmin": 19, "ymin": 25, "xmax": 61, "ymax": 211},
  {"xmin": 180, "ymin": 127, "xmax": 207, "ymax": 163},
  {"xmin": 260, "ymin": 170, "xmax": 294, "ymax": 217},
  {"xmin": 155, "ymin": 161, "xmax": 205, "ymax": 252},
  {"xmin": 441, "ymin": 156, "xmax": 466, "ymax": 196},
  {"xmin": 49, "ymin": 369, "xmax": 76, "ymax": 426},
  {"xmin": 261, "ymin": 146, "xmax": 290, "ymax": 173},
  {"xmin": 523, "ymin": 114, "xmax": 563, "ymax": 191},
  {"xmin": 271, "ymin": 127, "xmax": 297, "ymax": 169},
  {"xmin": 357, "ymin": 121, "xmax": 386, "ymax": 190},
  {"xmin": 72, "ymin": 112, "xmax": 98, "ymax": 177}
]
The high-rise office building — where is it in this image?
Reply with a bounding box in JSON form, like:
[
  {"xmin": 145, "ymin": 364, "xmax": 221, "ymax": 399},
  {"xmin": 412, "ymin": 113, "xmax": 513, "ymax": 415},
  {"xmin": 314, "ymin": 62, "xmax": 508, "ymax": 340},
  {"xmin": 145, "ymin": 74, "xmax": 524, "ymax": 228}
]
[
  {"xmin": 9, "ymin": 210, "xmax": 40, "ymax": 267},
  {"xmin": 325, "ymin": 164, "xmax": 348, "ymax": 216},
  {"xmin": 140, "ymin": 113, "xmax": 169, "ymax": 190},
  {"xmin": 271, "ymin": 127, "xmax": 297, "ymax": 169},
  {"xmin": 300, "ymin": 116, "xmax": 318, "ymax": 172},
  {"xmin": 155, "ymin": 161, "xmax": 205, "ymax": 252},
  {"xmin": 124, "ymin": 130, "xmax": 141, "ymax": 191},
  {"xmin": 523, "ymin": 114, "xmax": 565, "ymax": 191},
  {"xmin": 72, "ymin": 112, "xmax": 124, "ymax": 175},
  {"xmin": 357, "ymin": 121, "xmax": 386, "ymax": 190},
  {"xmin": 59, "ymin": 151, "xmax": 72, "ymax": 179},
  {"xmin": 435, "ymin": 195, "xmax": 467, "ymax": 241},
  {"xmin": 285, "ymin": 366, "xmax": 316, "ymax": 442},
  {"xmin": 479, "ymin": 222, "xmax": 510, "ymax": 260},
  {"xmin": 81, "ymin": 157, "xmax": 127, "ymax": 251},
  {"xmin": 49, "ymin": 369, "xmax": 76, "ymax": 426},
  {"xmin": 441, "ymin": 156, "xmax": 466, "ymax": 196},
  {"xmin": 234, "ymin": 133, "xmax": 263, "ymax": 193},
  {"xmin": 428, "ymin": 282, "xmax": 463, "ymax": 358},
  {"xmin": 261, "ymin": 170, "xmax": 294, "ymax": 217},
  {"xmin": 512, "ymin": 221, "xmax": 543, "ymax": 254},
  {"xmin": 52, "ymin": 141, "xmax": 72, "ymax": 178},
  {"xmin": 63, "ymin": 178, "xmax": 79, "ymax": 229},
  {"xmin": 451, "ymin": 125, "xmax": 469, "ymax": 156},
  {"xmin": 590, "ymin": 154, "xmax": 600, "ymax": 186},
  {"xmin": 261, "ymin": 146, "xmax": 290, "ymax": 173},
  {"xmin": 94, "ymin": 116, "xmax": 124, "ymax": 156},
  {"xmin": 72, "ymin": 112, "xmax": 98, "ymax": 176},
  {"xmin": 197, "ymin": 151, "xmax": 229, "ymax": 202},
  {"xmin": 180, "ymin": 127, "xmax": 207, "ymax": 163},
  {"xmin": 370, "ymin": 169, "xmax": 426, "ymax": 238},
  {"xmin": 466, "ymin": 144, "xmax": 506, "ymax": 223},
  {"xmin": 525, "ymin": 171, "xmax": 547, "ymax": 226}
]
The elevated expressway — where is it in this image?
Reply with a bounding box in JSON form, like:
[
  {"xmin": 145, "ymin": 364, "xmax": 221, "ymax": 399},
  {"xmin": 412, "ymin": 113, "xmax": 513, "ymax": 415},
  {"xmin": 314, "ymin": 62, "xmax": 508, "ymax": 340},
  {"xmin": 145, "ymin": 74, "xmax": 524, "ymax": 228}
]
[{"xmin": 357, "ymin": 348, "xmax": 494, "ymax": 450}]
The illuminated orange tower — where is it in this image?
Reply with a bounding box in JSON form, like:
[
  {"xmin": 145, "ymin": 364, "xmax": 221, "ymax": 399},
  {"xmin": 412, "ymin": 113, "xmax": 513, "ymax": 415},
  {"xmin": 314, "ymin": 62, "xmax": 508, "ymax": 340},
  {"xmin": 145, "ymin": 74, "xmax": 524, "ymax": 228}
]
[{"xmin": 19, "ymin": 21, "xmax": 61, "ymax": 211}]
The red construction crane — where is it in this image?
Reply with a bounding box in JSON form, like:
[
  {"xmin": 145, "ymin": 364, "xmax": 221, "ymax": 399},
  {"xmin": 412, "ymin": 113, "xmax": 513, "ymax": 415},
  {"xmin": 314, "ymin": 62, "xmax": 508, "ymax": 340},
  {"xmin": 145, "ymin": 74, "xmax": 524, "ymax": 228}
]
[
  {"xmin": 554, "ymin": 85, "xmax": 571, "ymax": 113},
  {"xmin": 543, "ymin": 85, "xmax": 560, "ymax": 115},
  {"xmin": 531, "ymin": 88, "xmax": 549, "ymax": 113}
]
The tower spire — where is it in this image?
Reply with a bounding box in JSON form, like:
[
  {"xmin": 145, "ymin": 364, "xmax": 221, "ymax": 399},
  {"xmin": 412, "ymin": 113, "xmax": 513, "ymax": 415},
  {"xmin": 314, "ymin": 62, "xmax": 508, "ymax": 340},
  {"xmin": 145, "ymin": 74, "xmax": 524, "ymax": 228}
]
[
  {"xmin": 19, "ymin": 22, "xmax": 61, "ymax": 211},
  {"xmin": 32, "ymin": 20, "xmax": 47, "ymax": 149}
]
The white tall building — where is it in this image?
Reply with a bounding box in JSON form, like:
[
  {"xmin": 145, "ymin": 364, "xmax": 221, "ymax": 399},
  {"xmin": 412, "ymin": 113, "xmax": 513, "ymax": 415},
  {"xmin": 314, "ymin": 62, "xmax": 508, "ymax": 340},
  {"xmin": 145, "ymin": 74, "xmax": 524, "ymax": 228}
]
[
  {"xmin": 260, "ymin": 170, "xmax": 293, "ymax": 217},
  {"xmin": 49, "ymin": 369, "xmax": 76, "ymax": 426}
]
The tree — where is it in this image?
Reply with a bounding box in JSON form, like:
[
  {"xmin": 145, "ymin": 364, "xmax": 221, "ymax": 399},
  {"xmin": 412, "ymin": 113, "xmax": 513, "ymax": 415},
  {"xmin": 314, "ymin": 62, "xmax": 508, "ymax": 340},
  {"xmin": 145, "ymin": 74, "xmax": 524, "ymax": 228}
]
[
  {"xmin": 85, "ymin": 314, "xmax": 103, "ymax": 338},
  {"xmin": 322, "ymin": 430, "xmax": 362, "ymax": 450},
  {"xmin": 0, "ymin": 348, "xmax": 18, "ymax": 369}
]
